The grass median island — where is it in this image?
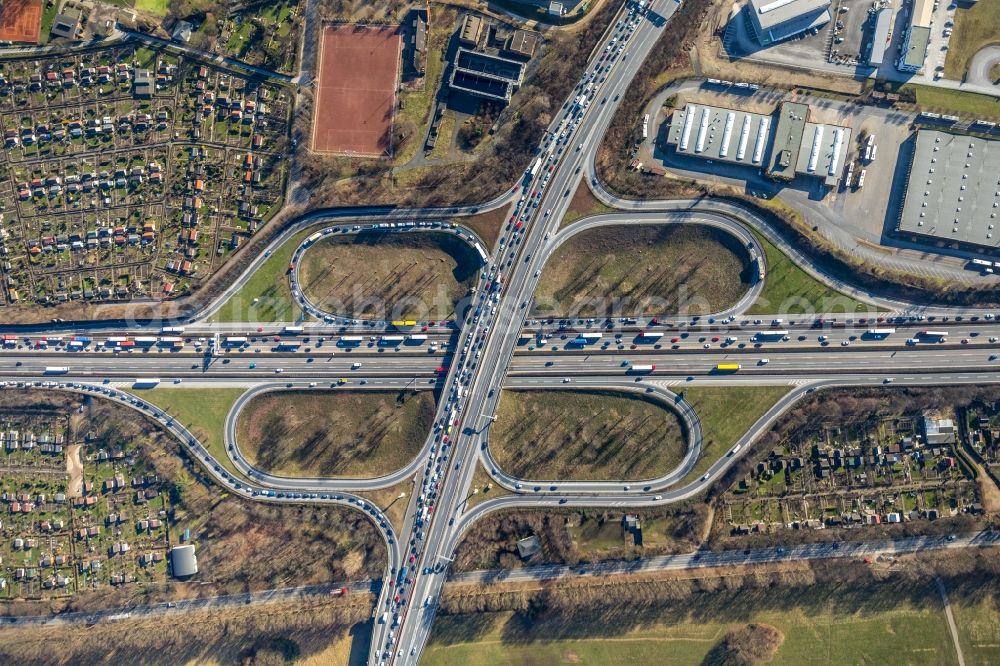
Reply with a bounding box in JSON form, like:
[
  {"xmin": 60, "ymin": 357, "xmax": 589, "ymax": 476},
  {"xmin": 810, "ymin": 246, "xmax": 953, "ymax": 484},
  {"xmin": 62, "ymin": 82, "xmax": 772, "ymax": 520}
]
[
  {"xmin": 492, "ymin": 390, "xmax": 686, "ymax": 481},
  {"xmin": 298, "ymin": 232, "xmax": 479, "ymax": 320},
  {"xmin": 236, "ymin": 390, "xmax": 435, "ymax": 478},
  {"xmin": 560, "ymin": 184, "xmax": 614, "ymax": 229},
  {"xmin": 211, "ymin": 228, "xmax": 312, "ymax": 323},
  {"xmin": 747, "ymin": 227, "xmax": 873, "ymax": 315},
  {"xmin": 465, "ymin": 462, "xmax": 513, "ymax": 509},
  {"xmin": 534, "ymin": 225, "xmax": 752, "ymax": 316},
  {"xmin": 677, "ymin": 386, "xmax": 790, "ymax": 482},
  {"xmin": 138, "ymin": 387, "xmax": 248, "ymax": 480}
]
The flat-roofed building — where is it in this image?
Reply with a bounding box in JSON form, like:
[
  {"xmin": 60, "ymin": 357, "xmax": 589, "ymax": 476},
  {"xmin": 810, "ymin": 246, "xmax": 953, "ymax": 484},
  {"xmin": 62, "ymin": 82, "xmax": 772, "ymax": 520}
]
[
  {"xmin": 666, "ymin": 100, "xmax": 851, "ymax": 187},
  {"xmin": 505, "ymin": 29, "xmax": 540, "ymax": 60},
  {"xmin": 899, "ymin": 25, "xmax": 931, "ymax": 72},
  {"xmin": 745, "ymin": 0, "xmax": 832, "ymax": 46},
  {"xmin": 898, "ymin": 0, "xmax": 933, "ymax": 72},
  {"xmin": 795, "ymin": 121, "xmax": 852, "ymax": 187},
  {"xmin": 459, "ymin": 14, "xmax": 483, "ymax": 46},
  {"xmin": 868, "ymin": 8, "xmax": 892, "ymax": 66},
  {"xmin": 766, "ymin": 101, "xmax": 809, "ymax": 181},
  {"xmin": 896, "ymin": 130, "xmax": 1000, "ymax": 252},
  {"xmin": 666, "ymin": 103, "xmax": 774, "ymax": 168},
  {"xmin": 449, "ymin": 48, "xmax": 525, "ymax": 103}
]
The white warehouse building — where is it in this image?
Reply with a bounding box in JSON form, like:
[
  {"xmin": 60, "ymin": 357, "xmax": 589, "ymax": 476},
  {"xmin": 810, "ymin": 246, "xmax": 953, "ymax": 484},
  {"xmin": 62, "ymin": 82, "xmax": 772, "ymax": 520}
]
[
  {"xmin": 666, "ymin": 100, "xmax": 852, "ymax": 188},
  {"xmin": 745, "ymin": 0, "xmax": 832, "ymax": 46},
  {"xmin": 666, "ymin": 103, "xmax": 773, "ymax": 168}
]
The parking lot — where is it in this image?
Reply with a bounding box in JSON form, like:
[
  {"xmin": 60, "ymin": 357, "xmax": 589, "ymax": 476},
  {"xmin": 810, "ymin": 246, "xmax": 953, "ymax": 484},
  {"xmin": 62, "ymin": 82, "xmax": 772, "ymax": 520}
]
[
  {"xmin": 726, "ymin": 0, "xmax": 962, "ymax": 85},
  {"xmin": 828, "ymin": 0, "xmax": 871, "ymax": 67},
  {"xmin": 724, "ymin": 0, "xmax": 876, "ymax": 72}
]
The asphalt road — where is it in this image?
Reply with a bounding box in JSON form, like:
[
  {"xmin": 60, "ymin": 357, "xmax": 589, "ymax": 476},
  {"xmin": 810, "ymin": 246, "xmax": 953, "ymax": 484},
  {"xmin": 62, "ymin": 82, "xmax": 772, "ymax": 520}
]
[
  {"xmin": 3, "ymin": 1, "xmax": 1000, "ymax": 662},
  {"xmin": 11, "ymin": 529, "xmax": 999, "ymax": 629},
  {"xmin": 449, "ymin": 530, "xmax": 1000, "ymax": 585}
]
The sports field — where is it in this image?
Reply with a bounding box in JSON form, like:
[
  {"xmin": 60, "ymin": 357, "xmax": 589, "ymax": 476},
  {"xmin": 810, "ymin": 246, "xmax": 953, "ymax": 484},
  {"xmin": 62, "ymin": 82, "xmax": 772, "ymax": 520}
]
[
  {"xmin": 0, "ymin": 0, "xmax": 42, "ymax": 43},
  {"xmin": 313, "ymin": 24, "xmax": 401, "ymax": 156}
]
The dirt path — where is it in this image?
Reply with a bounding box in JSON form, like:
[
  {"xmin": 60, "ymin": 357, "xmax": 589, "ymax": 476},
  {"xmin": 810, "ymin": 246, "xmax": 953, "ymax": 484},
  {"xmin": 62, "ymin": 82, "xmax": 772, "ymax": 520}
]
[
  {"xmin": 935, "ymin": 576, "xmax": 967, "ymax": 666},
  {"xmin": 66, "ymin": 444, "xmax": 84, "ymax": 499}
]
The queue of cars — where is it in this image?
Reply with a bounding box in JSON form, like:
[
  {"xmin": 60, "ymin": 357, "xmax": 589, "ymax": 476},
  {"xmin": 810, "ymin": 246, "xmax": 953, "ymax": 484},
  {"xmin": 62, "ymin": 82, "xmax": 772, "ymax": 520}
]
[{"xmin": 375, "ymin": 6, "xmax": 664, "ymax": 664}]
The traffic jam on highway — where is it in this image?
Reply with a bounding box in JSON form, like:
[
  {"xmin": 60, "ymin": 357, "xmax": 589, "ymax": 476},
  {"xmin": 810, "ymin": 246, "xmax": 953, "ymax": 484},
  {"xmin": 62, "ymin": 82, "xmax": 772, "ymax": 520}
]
[{"xmin": 375, "ymin": 4, "xmax": 658, "ymax": 663}]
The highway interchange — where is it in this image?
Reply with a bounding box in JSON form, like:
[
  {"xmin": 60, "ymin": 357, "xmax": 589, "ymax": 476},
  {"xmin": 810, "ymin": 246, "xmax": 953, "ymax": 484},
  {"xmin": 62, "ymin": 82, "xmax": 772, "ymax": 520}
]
[{"xmin": 3, "ymin": 0, "xmax": 1000, "ymax": 663}]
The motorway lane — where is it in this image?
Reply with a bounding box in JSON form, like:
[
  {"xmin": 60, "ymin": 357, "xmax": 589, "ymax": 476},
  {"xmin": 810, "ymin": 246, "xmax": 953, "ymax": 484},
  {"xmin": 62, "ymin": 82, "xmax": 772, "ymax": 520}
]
[
  {"xmin": 195, "ymin": 198, "xmax": 520, "ymax": 326},
  {"xmin": 9, "ymin": 330, "xmax": 1000, "ymax": 378},
  {"xmin": 394, "ymin": 2, "xmax": 685, "ymax": 662},
  {"xmin": 222, "ymin": 381, "xmax": 439, "ymax": 492}
]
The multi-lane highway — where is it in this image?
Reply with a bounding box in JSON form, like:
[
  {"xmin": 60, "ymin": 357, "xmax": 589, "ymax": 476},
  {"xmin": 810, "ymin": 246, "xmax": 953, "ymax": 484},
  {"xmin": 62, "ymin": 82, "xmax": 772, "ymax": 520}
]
[{"xmin": 3, "ymin": 0, "xmax": 1000, "ymax": 662}]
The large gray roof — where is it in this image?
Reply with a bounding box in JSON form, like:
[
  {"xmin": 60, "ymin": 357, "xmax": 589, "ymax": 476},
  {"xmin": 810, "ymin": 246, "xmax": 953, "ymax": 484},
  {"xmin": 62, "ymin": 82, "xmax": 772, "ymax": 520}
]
[
  {"xmin": 748, "ymin": 0, "xmax": 831, "ymax": 31},
  {"xmin": 898, "ymin": 130, "xmax": 1000, "ymax": 250},
  {"xmin": 868, "ymin": 9, "xmax": 892, "ymax": 66}
]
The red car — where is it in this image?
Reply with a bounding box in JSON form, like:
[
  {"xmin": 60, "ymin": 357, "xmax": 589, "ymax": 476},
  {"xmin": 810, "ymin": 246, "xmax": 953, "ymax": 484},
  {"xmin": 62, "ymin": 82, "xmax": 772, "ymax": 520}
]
[
  {"xmin": 436, "ymin": 366, "xmax": 447, "ymax": 373},
  {"xmin": 711, "ymin": 336, "xmax": 720, "ymax": 342},
  {"xmin": 671, "ymin": 337, "xmax": 679, "ymax": 343}
]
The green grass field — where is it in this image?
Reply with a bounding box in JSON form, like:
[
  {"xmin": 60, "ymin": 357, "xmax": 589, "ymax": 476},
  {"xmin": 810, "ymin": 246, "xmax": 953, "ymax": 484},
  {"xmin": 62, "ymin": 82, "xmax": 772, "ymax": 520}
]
[
  {"xmin": 676, "ymin": 386, "xmax": 790, "ymax": 482},
  {"xmin": 138, "ymin": 387, "xmax": 247, "ymax": 480},
  {"xmin": 943, "ymin": 0, "xmax": 1000, "ymax": 82},
  {"xmin": 297, "ymin": 232, "xmax": 478, "ymax": 321},
  {"xmin": 911, "ymin": 85, "xmax": 1000, "ymax": 120},
  {"xmin": 949, "ymin": 578, "xmax": 1000, "ymax": 665},
  {"xmin": 492, "ymin": 390, "xmax": 687, "ymax": 481},
  {"xmin": 534, "ymin": 224, "xmax": 751, "ymax": 317},
  {"xmin": 134, "ymin": 0, "xmax": 171, "ymax": 17},
  {"xmin": 210, "ymin": 228, "xmax": 312, "ymax": 323},
  {"xmin": 425, "ymin": 578, "xmax": 961, "ymax": 666},
  {"xmin": 235, "ymin": 390, "xmax": 434, "ymax": 478},
  {"xmin": 748, "ymin": 228, "xmax": 872, "ymax": 315}
]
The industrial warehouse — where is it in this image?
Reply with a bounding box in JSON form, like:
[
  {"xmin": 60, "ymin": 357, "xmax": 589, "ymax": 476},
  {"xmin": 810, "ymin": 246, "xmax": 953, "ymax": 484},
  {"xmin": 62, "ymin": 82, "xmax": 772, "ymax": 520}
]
[
  {"xmin": 744, "ymin": 0, "xmax": 832, "ymax": 46},
  {"xmin": 666, "ymin": 100, "xmax": 852, "ymax": 187},
  {"xmin": 896, "ymin": 130, "xmax": 1000, "ymax": 253}
]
